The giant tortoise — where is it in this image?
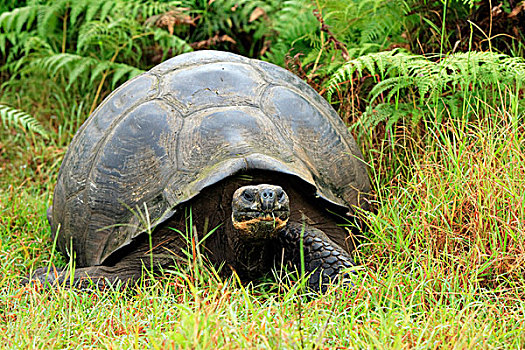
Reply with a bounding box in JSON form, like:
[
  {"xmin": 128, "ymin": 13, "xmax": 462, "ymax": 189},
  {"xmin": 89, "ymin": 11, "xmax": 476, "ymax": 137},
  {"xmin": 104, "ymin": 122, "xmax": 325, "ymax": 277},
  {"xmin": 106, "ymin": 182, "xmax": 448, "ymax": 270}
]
[{"xmin": 32, "ymin": 50, "xmax": 370, "ymax": 291}]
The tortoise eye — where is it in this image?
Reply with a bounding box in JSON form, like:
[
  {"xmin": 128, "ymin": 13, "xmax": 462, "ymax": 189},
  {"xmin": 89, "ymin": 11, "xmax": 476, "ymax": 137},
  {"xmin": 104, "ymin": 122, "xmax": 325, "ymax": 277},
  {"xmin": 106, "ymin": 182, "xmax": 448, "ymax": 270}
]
[
  {"xmin": 277, "ymin": 190, "xmax": 286, "ymax": 203},
  {"xmin": 242, "ymin": 190, "xmax": 255, "ymax": 202}
]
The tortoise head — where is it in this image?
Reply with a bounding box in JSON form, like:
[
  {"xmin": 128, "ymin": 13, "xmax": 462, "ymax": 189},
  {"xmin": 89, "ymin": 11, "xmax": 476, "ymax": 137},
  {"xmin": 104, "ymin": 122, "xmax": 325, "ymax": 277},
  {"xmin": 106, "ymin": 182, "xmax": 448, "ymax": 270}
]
[{"xmin": 232, "ymin": 184, "xmax": 290, "ymax": 239}]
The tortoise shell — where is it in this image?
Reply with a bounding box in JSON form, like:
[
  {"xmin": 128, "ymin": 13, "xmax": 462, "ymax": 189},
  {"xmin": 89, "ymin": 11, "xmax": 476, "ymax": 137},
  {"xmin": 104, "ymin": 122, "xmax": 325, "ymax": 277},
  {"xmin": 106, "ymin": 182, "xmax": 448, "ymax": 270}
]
[{"xmin": 50, "ymin": 50, "xmax": 370, "ymax": 267}]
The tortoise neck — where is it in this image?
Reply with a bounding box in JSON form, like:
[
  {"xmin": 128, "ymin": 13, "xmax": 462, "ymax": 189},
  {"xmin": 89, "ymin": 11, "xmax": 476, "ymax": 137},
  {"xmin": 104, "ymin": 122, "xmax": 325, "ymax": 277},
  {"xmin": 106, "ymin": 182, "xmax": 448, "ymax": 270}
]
[{"xmin": 226, "ymin": 227, "xmax": 279, "ymax": 279}]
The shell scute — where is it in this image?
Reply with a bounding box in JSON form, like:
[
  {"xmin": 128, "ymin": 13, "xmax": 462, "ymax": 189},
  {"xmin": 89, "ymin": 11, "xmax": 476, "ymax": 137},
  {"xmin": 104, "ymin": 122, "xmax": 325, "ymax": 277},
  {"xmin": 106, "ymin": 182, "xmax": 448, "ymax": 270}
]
[
  {"xmin": 55, "ymin": 74, "xmax": 158, "ymax": 202},
  {"xmin": 261, "ymin": 86, "xmax": 366, "ymax": 207},
  {"xmin": 162, "ymin": 107, "xmax": 296, "ymax": 208},
  {"xmin": 160, "ymin": 62, "xmax": 263, "ymax": 113},
  {"xmin": 57, "ymin": 99, "xmax": 183, "ymax": 264},
  {"xmin": 150, "ymin": 50, "xmax": 249, "ymax": 75}
]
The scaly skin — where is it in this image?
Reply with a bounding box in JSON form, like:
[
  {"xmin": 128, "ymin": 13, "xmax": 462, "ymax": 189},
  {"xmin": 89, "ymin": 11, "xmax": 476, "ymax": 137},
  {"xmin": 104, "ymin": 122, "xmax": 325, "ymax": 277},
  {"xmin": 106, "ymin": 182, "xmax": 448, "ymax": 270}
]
[{"xmin": 278, "ymin": 222, "xmax": 355, "ymax": 292}]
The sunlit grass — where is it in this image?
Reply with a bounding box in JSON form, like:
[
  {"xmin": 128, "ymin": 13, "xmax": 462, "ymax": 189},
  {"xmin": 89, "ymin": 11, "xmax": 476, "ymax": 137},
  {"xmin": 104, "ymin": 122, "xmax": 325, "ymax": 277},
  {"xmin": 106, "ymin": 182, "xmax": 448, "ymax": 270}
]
[
  {"xmin": 1, "ymin": 0, "xmax": 524, "ymax": 346},
  {"xmin": 1, "ymin": 98, "xmax": 524, "ymax": 347},
  {"xmin": 363, "ymin": 106, "xmax": 525, "ymax": 291}
]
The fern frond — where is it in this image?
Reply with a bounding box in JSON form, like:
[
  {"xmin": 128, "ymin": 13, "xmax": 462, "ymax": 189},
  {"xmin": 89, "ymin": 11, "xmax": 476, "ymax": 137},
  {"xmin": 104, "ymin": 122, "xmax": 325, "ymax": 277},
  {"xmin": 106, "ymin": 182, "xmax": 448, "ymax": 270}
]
[
  {"xmin": 84, "ymin": 0, "xmax": 108, "ymax": 23},
  {"xmin": 357, "ymin": 103, "xmax": 419, "ymax": 136},
  {"xmin": 329, "ymin": 49, "xmax": 525, "ymax": 133},
  {"xmin": 0, "ymin": 34, "xmax": 53, "ymax": 74},
  {"xmin": 68, "ymin": 0, "xmax": 118, "ymax": 28},
  {"xmin": 69, "ymin": 0, "xmax": 89, "ymax": 26},
  {"xmin": 110, "ymin": 62, "xmax": 144, "ymax": 87},
  {"xmin": 88, "ymin": 60, "xmax": 111, "ymax": 85},
  {"xmin": 77, "ymin": 18, "xmax": 139, "ymax": 53},
  {"xmin": 328, "ymin": 50, "xmax": 525, "ymax": 103},
  {"xmin": 263, "ymin": 0, "xmax": 318, "ymax": 66},
  {"xmin": 37, "ymin": 0, "xmax": 68, "ymax": 38},
  {"xmin": 0, "ymin": 5, "xmax": 40, "ymax": 33},
  {"xmin": 368, "ymin": 76, "xmax": 401, "ymax": 103},
  {"xmin": 152, "ymin": 27, "xmax": 192, "ymax": 58},
  {"xmin": 0, "ymin": 32, "xmax": 23, "ymax": 57},
  {"xmin": 124, "ymin": 0, "xmax": 182, "ymax": 19},
  {"xmin": 0, "ymin": 104, "xmax": 48, "ymax": 137},
  {"xmin": 327, "ymin": 50, "xmax": 400, "ymax": 100},
  {"xmin": 29, "ymin": 53, "xmax": 144, "ymax": 89}
]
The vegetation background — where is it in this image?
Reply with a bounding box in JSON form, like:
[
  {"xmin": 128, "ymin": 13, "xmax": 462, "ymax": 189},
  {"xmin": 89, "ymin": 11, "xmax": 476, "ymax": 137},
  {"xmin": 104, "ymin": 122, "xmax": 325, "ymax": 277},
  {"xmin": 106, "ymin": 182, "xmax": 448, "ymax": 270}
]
[{"xmin": 1, "ymin": 0, "xmax": 524, "ymax": 347}]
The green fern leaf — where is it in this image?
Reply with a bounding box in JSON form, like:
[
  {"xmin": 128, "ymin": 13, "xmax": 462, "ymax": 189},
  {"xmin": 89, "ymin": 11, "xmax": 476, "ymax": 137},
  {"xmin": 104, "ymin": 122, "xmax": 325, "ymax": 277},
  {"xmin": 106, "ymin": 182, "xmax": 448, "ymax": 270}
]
[
  {"xmin": 30, "ymin": 52, "xmax": 145, "ymax": 90},
  {"xmin": 37, "ymin": 0, "xmax": 66, "ymax": 38},
  {"xmin": 0, "ymin": 33, "xmax": 6, "ymax": 56},
  {"xmin": 369, "ymin": 76, "xmax": 402, "ymax": 103},
  {"xmin": 152, "ymin": 27, "xmax": 192, "ymax": 56},
  {"xmin": 15, "ymin": 5, "xmax": 38, "ymax": 33},
  {"xmin": 89, "ymin": 60, "xmax": 111, "ymax": 85},
  {"xmin": 111, "ymin": 63, "xmax": 142, "ymax": 88},
  {"xmin": 69, "ymin": 0, "xmax": 88, "ymax": 27},
  {"xmin": 0, "ymin": 5, "xmax": 39, "ymax": 33},
  {"xmin": 85, "ymin": 0, "xmax": 106, "ymax": 23},
  {"xmin": 67, "ymin": 59, "xmax": 92, "ymax": 89},
  {"xmin": 99, "ymin": 0, "xmax": 116, "ymax": 21},
  {"xmin": 0, "ymin": 104, "xmax": 48, "ymax": 137}
]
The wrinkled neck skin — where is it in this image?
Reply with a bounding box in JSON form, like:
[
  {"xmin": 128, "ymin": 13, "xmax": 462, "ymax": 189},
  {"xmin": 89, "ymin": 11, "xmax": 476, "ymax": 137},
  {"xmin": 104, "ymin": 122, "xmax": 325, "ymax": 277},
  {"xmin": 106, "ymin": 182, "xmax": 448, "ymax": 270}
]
[{"xmin": 225, "ymin": 226, "xmax": 281, "ymax": 279}]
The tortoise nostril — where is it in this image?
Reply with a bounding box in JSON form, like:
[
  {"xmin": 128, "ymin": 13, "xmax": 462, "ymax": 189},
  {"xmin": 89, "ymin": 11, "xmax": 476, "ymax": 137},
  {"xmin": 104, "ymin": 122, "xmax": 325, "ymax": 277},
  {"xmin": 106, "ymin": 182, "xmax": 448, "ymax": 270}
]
[
  {"xmin": 260, "ymin": 188, "xmax": 277, "ymax": 211},
  {"xmin": 260, "ymin": 189, "xmax": 275, "ymax": 200}
]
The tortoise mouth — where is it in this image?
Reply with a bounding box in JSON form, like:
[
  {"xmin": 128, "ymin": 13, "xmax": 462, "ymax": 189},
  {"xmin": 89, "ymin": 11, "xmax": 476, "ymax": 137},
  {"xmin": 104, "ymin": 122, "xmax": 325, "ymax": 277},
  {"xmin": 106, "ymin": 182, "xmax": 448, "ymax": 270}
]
[
  {"xmin": 232, "ymin": 217, "xmax": 289, "ymax": 238},
  {"xmin": 234, "ymin": 210, "xmax": 289, "ymax": 221},
  {"xmin": 232, "ymin": 210, "xmax": 289, "ymax": 238}
]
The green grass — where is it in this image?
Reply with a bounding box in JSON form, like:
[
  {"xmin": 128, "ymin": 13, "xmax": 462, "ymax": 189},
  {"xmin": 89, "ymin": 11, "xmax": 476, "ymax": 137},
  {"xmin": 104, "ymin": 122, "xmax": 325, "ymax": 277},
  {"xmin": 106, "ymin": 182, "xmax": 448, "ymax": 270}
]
[
  {"xmin": 2, "ymin": 271, "xmax": 523, "ymax": 348},
  {"xmin": 1, "ymin": 101, "xmax": 524, "ymax": 347},
  {"xmin": 1, "ymin": 1, "xmax": 525, "ymax": 347}
]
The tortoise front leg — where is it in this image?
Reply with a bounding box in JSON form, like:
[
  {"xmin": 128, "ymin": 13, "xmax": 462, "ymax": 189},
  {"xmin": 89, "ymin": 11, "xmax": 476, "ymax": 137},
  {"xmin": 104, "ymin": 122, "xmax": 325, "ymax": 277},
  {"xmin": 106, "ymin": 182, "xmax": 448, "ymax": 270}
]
[{"xmin": 278, "ymin": 222, "xmax": 356, "ymax": 292}]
